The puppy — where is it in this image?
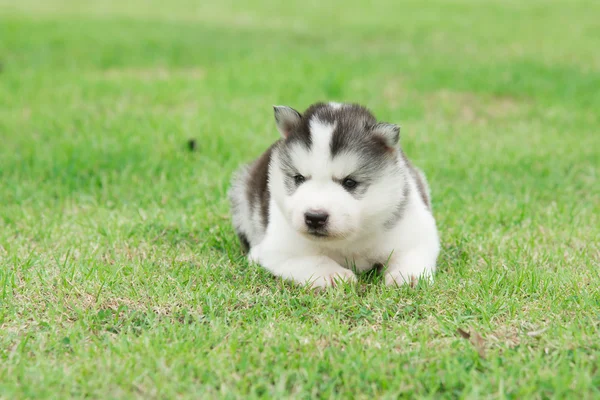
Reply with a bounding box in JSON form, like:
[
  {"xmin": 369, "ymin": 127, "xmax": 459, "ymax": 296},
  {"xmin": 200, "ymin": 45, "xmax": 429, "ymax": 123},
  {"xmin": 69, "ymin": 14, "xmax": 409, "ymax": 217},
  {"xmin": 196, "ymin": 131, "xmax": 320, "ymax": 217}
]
[{"xmin": 229, "ymin": 102, "xmax": 440, "ymax": 288}]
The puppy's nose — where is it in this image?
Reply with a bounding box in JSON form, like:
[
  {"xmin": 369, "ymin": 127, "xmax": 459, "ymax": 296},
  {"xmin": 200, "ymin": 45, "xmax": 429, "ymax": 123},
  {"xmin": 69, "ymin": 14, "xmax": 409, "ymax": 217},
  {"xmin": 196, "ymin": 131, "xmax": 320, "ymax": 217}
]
[{"xmin": 304, "ymin": 210, "xmax": 329, "ymax": 228}]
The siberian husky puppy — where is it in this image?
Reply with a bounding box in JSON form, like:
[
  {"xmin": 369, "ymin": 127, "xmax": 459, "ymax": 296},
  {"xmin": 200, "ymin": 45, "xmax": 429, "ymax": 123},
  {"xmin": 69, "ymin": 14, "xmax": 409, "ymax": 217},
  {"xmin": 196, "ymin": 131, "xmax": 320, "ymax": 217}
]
[{"xmin": 229, "ymin": 102, "xmax": 440, "ymax": 288}]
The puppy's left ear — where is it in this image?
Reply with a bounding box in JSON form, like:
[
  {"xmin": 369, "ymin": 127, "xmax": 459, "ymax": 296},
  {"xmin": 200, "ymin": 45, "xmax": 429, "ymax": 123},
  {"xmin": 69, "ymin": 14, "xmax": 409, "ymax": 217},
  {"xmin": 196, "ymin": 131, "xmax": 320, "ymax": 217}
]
[
  {"xmin": 273, "ymin": 106, "xmax": 301, "ymax": 138},
  {"xmin": 372, "ymin": 123, "xmax": 400, "ymax": 148}
]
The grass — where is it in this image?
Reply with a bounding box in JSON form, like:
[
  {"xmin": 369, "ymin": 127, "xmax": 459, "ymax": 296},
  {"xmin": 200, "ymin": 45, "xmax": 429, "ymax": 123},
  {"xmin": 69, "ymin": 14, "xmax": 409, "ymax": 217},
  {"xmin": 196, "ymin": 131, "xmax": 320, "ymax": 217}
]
[{"xmin": 1, "ymin": 0, "xmax": 599, "ymax": 398}]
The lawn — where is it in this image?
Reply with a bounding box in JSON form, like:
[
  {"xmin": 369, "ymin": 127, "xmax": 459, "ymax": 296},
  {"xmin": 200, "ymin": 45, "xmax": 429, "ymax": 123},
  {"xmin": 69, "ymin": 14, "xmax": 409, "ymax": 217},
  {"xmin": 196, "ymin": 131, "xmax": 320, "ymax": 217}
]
[{"xmin": 1, "ymin": 0, "xmax": 599, "ymax": 398}]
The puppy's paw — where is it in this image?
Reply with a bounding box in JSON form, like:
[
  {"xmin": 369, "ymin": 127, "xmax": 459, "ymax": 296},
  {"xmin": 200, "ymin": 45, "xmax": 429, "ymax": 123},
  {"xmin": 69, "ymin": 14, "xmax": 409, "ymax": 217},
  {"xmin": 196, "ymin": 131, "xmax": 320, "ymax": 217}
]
[
  {"xmin": 310, "ymin": 268, "xmax": 357, "ymax": 289},
  {"xmin": 385, "ymin": 270, "xmax": 433, "ymax": 288},
  {"xmin": 247, "ymin": 245, "xmax": 261, "ymax": 263}
]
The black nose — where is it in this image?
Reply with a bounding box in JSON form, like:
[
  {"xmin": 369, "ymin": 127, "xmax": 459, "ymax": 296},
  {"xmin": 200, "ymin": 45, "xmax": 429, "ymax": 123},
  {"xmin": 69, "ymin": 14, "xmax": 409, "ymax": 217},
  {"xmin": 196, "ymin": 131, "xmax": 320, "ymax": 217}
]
[{"xmin": 304, "ymin": 211, "xmax": 329, "ymax": 228}]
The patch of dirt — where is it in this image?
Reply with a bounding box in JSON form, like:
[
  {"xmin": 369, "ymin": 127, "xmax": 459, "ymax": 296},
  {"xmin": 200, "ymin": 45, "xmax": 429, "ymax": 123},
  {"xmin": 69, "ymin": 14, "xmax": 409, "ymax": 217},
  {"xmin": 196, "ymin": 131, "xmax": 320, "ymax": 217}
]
[
  {"xmin": 457, "ymin": 327, "xmax": 487, "ymax": 358},
  {"xmin": 487, "ymin": 325, "xmax": 521, "ymax": 349}
]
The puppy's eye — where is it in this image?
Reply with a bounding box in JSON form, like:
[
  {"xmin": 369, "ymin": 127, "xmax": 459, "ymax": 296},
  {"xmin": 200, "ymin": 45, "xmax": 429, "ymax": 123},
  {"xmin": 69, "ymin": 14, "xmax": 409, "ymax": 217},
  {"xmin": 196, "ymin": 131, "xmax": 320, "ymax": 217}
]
[
  {"xmin": 294, "ymin": 174, "xmax": 305, "ymax": 185},
  {"xmin": 342, "ymin": 178, "xmax": 358, "ymax": 189}
]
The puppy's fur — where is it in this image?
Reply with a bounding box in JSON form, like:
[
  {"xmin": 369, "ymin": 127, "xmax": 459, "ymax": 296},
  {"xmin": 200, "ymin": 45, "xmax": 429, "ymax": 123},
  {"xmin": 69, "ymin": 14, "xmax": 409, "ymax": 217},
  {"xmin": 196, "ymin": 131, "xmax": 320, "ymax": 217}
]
[{"xmin": 229, "ymin": 102, "xmax": 440, "ymax": 288}]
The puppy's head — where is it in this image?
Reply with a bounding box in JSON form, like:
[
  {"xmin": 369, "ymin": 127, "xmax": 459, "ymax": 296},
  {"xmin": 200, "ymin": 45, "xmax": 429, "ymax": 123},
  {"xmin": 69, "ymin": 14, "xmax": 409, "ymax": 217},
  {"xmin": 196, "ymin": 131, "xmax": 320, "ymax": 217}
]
[{"xmin": 270, "ymin": 102, "xmax": 406, "ymax": 242}]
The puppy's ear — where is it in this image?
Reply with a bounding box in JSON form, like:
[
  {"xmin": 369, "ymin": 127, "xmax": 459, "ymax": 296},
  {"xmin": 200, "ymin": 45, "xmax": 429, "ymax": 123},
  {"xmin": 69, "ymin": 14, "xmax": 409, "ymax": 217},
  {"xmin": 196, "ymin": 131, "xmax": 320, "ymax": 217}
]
[
  {"xmin": 372, "ymin": 122, "xmax": 400, "ymax": 148},
  {"xmin": 273, "ymin": 106, "xmax": 301, "ymax": 138}
]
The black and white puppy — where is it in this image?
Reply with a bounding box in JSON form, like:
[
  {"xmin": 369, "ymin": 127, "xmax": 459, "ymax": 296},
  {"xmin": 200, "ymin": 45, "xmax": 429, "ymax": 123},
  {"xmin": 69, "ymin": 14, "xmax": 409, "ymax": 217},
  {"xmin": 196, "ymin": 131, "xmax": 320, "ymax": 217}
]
[{"xmin": 229, "ymin": 102, "xmax": 440, "ymax": 288}]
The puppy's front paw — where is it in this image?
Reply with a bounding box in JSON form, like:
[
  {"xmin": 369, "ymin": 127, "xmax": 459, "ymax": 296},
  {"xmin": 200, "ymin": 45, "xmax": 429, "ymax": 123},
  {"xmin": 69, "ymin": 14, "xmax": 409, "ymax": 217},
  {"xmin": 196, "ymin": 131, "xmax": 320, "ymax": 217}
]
[
  {"xmin": 385, "ymin": 270, "xmax": 433, "ymax": 287},
  {"xmin": 310, "ymin": 268, "xmax": 357, "ymax": 289}
]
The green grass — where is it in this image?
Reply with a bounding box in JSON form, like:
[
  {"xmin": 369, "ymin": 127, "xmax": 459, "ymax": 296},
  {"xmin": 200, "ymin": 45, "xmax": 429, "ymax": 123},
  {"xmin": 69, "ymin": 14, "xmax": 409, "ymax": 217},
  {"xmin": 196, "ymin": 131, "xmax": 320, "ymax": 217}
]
[{"xmin": 1, "ymin": 0, "xmax": 599, "ymax": 398}]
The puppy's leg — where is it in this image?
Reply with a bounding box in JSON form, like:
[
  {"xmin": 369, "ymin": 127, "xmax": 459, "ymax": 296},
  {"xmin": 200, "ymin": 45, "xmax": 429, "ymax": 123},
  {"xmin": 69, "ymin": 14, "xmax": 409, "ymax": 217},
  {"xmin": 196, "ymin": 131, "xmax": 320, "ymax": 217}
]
[
  {"xmin": 384, "ymin": 249, "xmax": 436, "ymax": 287},
  {"xmin": 252, "ymin": 249, "xmax": 357, "ymax": 288},
  {"xmin": 384, "ymin": 207, "xmax": 440, "ymax": 287}
]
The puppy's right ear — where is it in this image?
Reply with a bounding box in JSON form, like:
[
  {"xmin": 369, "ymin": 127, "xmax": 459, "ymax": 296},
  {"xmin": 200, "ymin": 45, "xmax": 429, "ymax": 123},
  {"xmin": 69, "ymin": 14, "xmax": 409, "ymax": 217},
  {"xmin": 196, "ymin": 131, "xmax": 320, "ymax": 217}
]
[{"xmin": 273, "ymin": 106, "xmax": 301, "ymax": 138}]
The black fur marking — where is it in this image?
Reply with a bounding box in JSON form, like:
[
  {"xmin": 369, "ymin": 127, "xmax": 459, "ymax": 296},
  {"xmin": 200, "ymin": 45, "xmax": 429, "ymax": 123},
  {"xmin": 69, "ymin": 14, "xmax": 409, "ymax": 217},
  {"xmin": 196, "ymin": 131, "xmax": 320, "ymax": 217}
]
[
  {"xmin": 400, "ymin": 150, "xmax": 431, "ymax": 210},
  {"xmin": 385, "ymin": 182, "xmax": 411, "ymax": 229},
  {"xmin": 383, "ymin": 150, "xmax": 430, "ymax": 229},
  {"xmin": 412, "ymin": 170, "xmax": 430, "ymax": 209},
  {"xmin": 327, "ymin": 105, "xmax": 397, "ymax": 198},
  {"xmin": 329, "ymin": 104, "xmax": 382, "ymax": 157},
  {"xmin": 246, "ymin": 142, "xmax": 278, "ymax": 229},
  {"xmin": 285, "ymin": 102, "xmax": 339, "ymax": 150},
  {"xmin": 237, "ymin": 232, "xmax": 250, "ymax": 253},
  {"xmin": 280, "ymin": 103, "xmax": 399, "ymax": 201},
  {"xmin": 301, "ymin": 104, "xmax": 395, "ymax": 200}
]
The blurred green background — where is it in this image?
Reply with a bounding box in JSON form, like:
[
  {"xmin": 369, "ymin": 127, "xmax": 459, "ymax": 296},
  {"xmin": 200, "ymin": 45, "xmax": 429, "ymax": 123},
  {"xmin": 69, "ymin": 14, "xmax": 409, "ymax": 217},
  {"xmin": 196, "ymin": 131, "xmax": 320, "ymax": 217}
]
[{"xmin": 1, "ymin": 0, "xmax": 599, "ymax": 398}]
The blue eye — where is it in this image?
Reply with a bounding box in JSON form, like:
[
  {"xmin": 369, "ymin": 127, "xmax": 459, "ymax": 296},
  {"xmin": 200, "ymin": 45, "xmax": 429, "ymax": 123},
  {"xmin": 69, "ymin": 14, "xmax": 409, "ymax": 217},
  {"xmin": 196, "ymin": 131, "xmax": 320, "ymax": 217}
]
[
  {"xmin": 342, "ymin": 178, "xmax": 358, "ymax": 189},
  {"xmin": 294, "ymin": 174, "xmax": 305, "ymax": 185}
]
